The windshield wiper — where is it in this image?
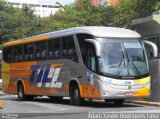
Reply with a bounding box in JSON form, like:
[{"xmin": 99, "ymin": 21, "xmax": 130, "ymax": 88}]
[
  {"xmin": 117, "ymin": 48, "xmax": 126, "ymax": 76},
  {"xmin": 128, "ymin": 58, "xmax": 141, "ymax": 76},
  {"xmin": 125, "ymin": 51, "xmax": 141, "ymax": 76}
]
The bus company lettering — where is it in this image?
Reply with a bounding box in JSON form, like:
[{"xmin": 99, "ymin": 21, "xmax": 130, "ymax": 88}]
[{"xmin": 30, "ymin": 64, "xmax": 63, "ymax": 88}]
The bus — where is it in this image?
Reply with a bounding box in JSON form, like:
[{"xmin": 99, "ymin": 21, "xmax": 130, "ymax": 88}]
[{"xmin": 2, "ymin": 26, "xmax": 157, "ymax": 106}]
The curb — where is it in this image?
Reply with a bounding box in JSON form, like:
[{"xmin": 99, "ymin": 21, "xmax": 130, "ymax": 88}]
[{"xmin": 127, "ymin": 100, "xmax": 160, "ymax": 107}]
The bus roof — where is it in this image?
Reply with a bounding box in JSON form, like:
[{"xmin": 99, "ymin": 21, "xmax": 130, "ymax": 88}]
[{"xmin": 4, "ymin": 26, "xmax": 141, "ymax": 47}]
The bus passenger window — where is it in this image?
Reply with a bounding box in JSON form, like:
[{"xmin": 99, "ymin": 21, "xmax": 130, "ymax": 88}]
[
  {"xmin": 62, "ymin": 37, "xmax": 68, "ymax": 57},
  {"xmin": 3, "ymin": 47, "xmax": 13, "ymax": 63},
  {"xmin": 12, "ymin": 46, "xmax": 23, "ymax": 62},
  {"xmin": 54, "ymin": 39, "xmax": 61, "ymax": 58},
  {"xmin": 48, "ymin": 39, "xmax": 54, "ymax": 59},
  {"xmin": 62, "ymin": 36, "xmax": 78, "ymax": 62},
  {"xmin": 68, "ymin": 38, "xmax": 77, "ymax": 59},
  {"xmin": 35, "ymin": 41, "xmax": 47, "ymax": 60},
  {"xmin": 24, "ymin": 43, "xmax": 35, "ymax": 61},
  {"xmin": 16, "ymin": 46, "xmax": 23, "ymax": 62}
]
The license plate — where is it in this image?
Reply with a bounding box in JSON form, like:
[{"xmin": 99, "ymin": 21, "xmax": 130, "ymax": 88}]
[{"xmin": 125, "ymin": 92, "xmax": 134, "ymax": 96}]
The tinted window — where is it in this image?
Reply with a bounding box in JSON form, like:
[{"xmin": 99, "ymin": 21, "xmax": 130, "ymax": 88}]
[
  {"xmin": 3, "ymin": 36, "xmax": 79, "ymax": 63},
  {"xmin": 54, "ymin": 38, "xmax": 61, "ymax": 58},
  {"xmin": 61, "ymin": 36, "xmax": 78, "ymax": 62},
  {"xmin": 76, "ymin": 34, "xmax": 93, "ymax": 65},
  {"xmin": 24, "ymin": 43, "xmax": 35, "ymax": 61},
  {"xmin": 76, "ymin": 34, "xmax": 96, "ymax": 71},
  {"xmin": 48, "ymin": 39, "xmax": 54, "ymax": 59},
  {"xmin": 35, "ymin": 41, "xmax": 48, "ymax": 60},
  {"xmin": 12, "ymin": 45, "xmax": 23, "ymax": 62},
  {"xmin": 3, "ymin": 47, "xmax": 13, "ymax": 63}
]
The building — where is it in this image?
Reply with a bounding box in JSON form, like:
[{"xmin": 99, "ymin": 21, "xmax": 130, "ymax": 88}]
[
  {"xmin": 87, "ymin": 0, "xmax": 119, "ymax": 6},
  {"xmin": 91, "ymin": 0, "xmax": 109, "ymax": 6},
  {"xmin": 6, "ymin": 0, "xmax": 60, "ymax": 17},
  {"xmin": 131, "ymin": 10, "xmax": 160, "ymax": 102}
]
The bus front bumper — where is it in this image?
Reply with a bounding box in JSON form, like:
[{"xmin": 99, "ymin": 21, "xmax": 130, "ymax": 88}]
[{"xmin": 98, "ymin": 80, "xmax": 150, "ymax": 99}]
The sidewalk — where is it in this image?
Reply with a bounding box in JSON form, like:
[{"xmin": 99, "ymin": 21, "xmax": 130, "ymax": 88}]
[
  {"xmin": 127, "ymin": 100, "xmax": 160, "ymax": 107},
  {"xmin": 0, "ymin": 90, "xmax": 5, "ymax": 96}
]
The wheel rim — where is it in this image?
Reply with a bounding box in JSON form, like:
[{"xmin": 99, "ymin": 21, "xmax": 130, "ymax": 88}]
[
  {"xmin": 74, "ymin": 89, "xmax": 79, "ymax": 101},
  {"xmin": 19, "ymin": 85, "xmax": 23, "ymax": 98}
]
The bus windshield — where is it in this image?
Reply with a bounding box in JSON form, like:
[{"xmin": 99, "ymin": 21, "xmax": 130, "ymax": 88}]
[{"xmin": 98, "ymin": 38, "xmax": 148, "ymax": 77}]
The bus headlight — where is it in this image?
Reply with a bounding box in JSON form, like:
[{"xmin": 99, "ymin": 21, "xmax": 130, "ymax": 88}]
[{"xmin": 98, "ymin": 79, "xmax": 109, "ymax": 87}]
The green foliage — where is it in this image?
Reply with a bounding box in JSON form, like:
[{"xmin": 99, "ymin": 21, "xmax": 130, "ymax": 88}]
[
  {"xmin": 0, "ymin": 0, "xmax": 160, "ymax": 42},
  {"xmin": 155, "ymin": 1, "xmax": 160, "ymax": 10},
  {"xmin": 42, "ymin": 0, "xmax": 106, "ymax": 32},
  {"xmin": 107, "ymin": 0, "xmax": 160, "ymax": 28},
  {"xmin": 0, "ymin": 0, "xmax": 43, "ymax": 42}
]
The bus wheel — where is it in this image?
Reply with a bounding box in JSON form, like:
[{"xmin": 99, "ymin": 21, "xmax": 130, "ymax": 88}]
[
  {"xmin": 70, "ymin": 85, "xmax": 84, "ymax": 106},
  {"xmin": 17, "ymin": 83, "xmax": 26, "ymax": 101},
  {"xmin": 114, "ymin": 99, "xmax": 124, "ymax": 106}
]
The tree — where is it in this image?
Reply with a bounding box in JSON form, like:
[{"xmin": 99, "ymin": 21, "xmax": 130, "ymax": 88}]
[
  {"xmin": 41, "ymin": 0, "xmax": 106, "ymax": 32},
  {"xmin": 0, "ymin": 0, "xmax": 43, "ymax": 42},
  {"xmin": 106, "ymin": 0, "xmax": 160, "ymax": 28},
  {"xmin": 1, "ymin": 0, "xmax": 159, "ymax": 42},
  {"xmin": 154, "ymin": 1, "xmax": 160, "ymax": 11}
]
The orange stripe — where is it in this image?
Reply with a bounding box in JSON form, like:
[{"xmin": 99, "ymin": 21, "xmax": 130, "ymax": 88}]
[
  {"xmin": 79, "ymin": 84, "xmax": 101, "ymax": 99},
  {"xmin": 23, "ymin": 80, "xmax": 60, "ymax": 95},
  {"xmin": 4, "ymin": 36, "xmax": 49, "ymax": 47}
]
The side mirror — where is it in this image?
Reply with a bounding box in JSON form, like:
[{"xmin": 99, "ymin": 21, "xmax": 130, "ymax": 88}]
[
  {"xmin": 85, "ymin": 39, "xmax": 100, "ymax": 56},
  {"xmin": 144, "ymin": 40, "xmax": 158, "ymax": 58}
]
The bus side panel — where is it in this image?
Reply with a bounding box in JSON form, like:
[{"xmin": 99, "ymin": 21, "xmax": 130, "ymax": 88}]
[
  {"xmin": 79, "ymin": 84, "xmax": 101, "ymax": 99},
  {"xmin": 6, "ymin": 60, "xmax": 70, "ymax": 97},
  {"xmin": 77, "ymin": 70, "xmax": 101, "ymax": 99},
  {"xmin": 2, "ymin": 59, "xmax": 102, "ymax": 98},
  {"xmin": 23, "ymin": 61, "xmax": 63, "ymax": 96},
  {"xmin": 2, "ymin": 61, "xmax": 11, "ymax": 93},
  {"xmin": 8, "ymin": 62, "xmax": 37, "ymax": 94}
]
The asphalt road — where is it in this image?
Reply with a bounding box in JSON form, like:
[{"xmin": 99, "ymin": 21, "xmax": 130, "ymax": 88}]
[{"xmin": 0, "ymin": 93, "xmax": 160, "ymax": 119}]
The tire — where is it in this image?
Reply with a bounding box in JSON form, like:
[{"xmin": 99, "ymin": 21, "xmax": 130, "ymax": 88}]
[
  {"xmin": 17, "ymin": 83, "xmax": 34, "ymax": 101},
  {"xmin": 70, "ymin": 85, "xmax": 84, "ymax": 106},
  {"xmin": 17, "ymin": 83, "xmax": 27, "ymax": 101},
  {"xmin": 114, "ymin": 99, "xmax": 124, "ymax": 106}
]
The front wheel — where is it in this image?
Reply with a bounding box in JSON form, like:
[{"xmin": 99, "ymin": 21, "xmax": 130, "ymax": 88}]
[{"xmin": 70, "ymin": 85, "xmax": 84, "ymax": 106}]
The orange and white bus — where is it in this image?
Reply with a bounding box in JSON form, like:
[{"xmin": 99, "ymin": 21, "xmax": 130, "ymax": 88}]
[{"xmin": 2, "ymin": 26, "xmax": 157, "ymax": 106}]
